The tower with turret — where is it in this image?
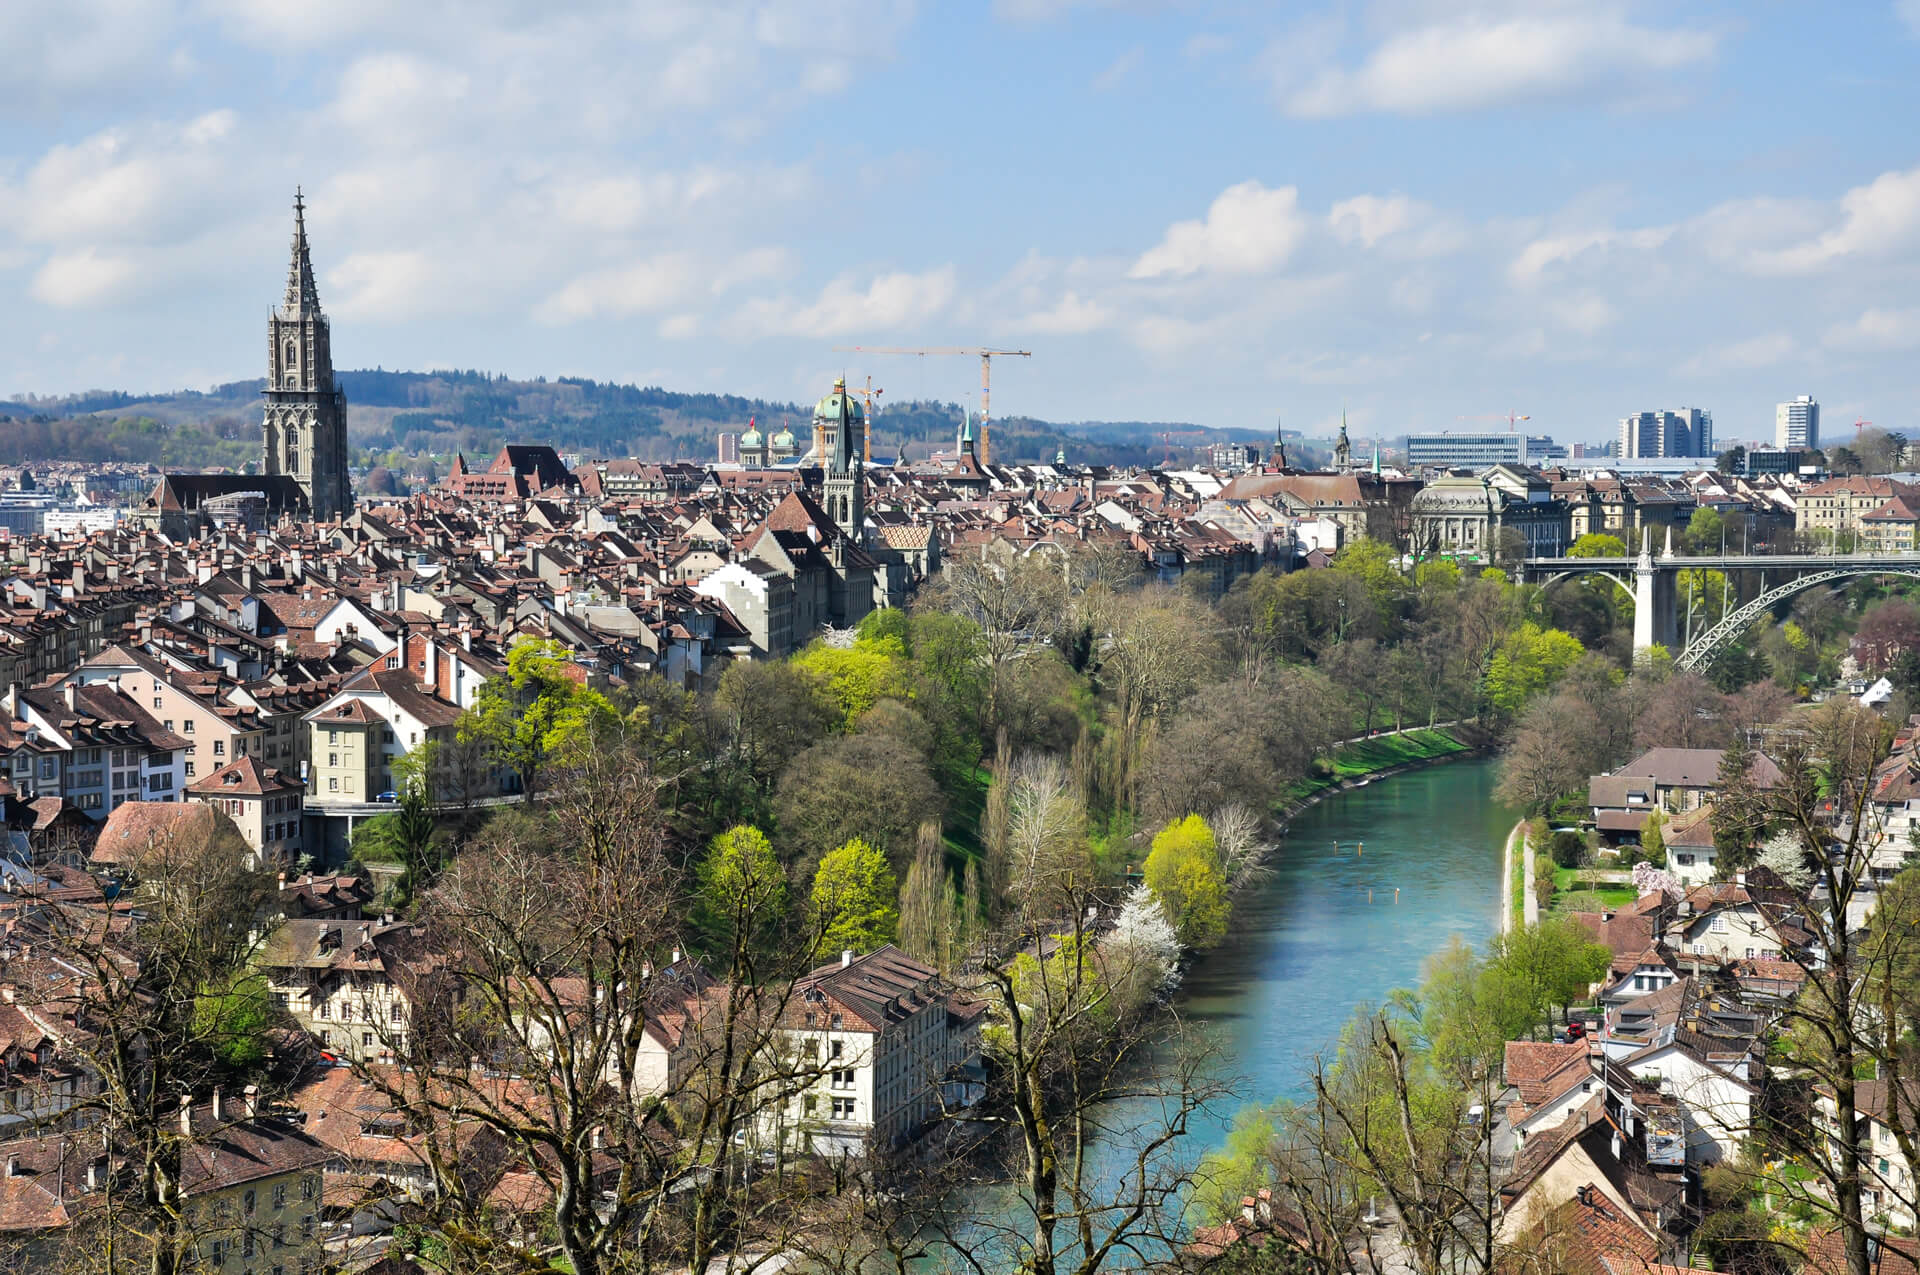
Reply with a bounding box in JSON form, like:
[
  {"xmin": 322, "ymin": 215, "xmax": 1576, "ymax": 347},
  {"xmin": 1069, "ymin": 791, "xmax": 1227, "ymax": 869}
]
[
  {"xmin": 262, "ymin": 191, "xmax": 352, "ymax": 522},
  {"xmin": 814, "ymin": 377, "xmax": 866, "ymax": 549}
]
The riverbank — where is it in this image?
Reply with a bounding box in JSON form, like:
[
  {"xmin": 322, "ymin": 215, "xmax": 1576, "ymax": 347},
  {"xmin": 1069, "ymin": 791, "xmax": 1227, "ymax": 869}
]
[{"xmin": 1275, "ymin": 725, "xmax": 1488, "ymax": 825}]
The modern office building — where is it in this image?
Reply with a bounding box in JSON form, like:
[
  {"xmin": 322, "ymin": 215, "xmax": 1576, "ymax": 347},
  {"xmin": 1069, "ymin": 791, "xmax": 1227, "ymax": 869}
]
[
  {"xmin": 1776, "ymin": 396, "xmax": 1819, "ymax": 450},
  {"xmin": 1404, "ymin": 431, "xmax": 1553, "ymax": 469},
  {"xmin": 1618, "ymin": 409, "xmax": 1713, "ymax": 460}
]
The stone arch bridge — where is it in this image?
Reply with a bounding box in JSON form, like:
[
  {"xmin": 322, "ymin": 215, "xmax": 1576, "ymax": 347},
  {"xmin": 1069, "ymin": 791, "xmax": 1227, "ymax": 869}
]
[{"xmin": 1517, "ymin": 529, "xmax": 1920, "ymax": 671}]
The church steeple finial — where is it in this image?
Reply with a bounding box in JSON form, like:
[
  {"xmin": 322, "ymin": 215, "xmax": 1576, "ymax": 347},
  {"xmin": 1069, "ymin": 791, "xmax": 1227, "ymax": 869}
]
[{"xmin": 284, "ymin": 187, "xmax": 321, "ymax": 315}]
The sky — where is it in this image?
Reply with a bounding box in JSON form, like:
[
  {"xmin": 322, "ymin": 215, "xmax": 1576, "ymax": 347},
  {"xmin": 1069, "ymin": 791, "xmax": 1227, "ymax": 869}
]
[{"xmin": 2, "ymin": 1, "xmax": 1919, "ymax": 447}]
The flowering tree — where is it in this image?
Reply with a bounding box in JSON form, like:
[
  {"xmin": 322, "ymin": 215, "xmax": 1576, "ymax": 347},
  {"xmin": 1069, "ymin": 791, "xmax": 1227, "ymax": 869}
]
[{"xmin": 1103, "ymin": 884, "xmax": 1182, "ymax": 1012}]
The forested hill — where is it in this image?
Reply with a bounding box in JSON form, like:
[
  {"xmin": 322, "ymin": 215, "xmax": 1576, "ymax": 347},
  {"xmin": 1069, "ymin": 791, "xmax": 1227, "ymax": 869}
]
[{"xmin": 0, "ymin": 370, "xmax": 1265, "ymax": 469}]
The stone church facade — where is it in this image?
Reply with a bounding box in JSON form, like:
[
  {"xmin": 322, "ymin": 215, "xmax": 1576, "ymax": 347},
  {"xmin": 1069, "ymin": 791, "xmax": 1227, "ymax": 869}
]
[{"xmin": 261, "ymin": 191, "xmax": 353, "ymax": 522}]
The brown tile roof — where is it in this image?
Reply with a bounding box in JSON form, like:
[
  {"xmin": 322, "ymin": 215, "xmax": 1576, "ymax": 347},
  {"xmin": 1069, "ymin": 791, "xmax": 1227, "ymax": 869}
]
[
  {"xmin": 89, "ymin": 801, "xmax": 237, "ymax": 867},
  {"xmin": 1504, "ymin": 1041, "xmax": 1592, "ymax": 1109},
  {"xmin": 186, "ymin": 755, "xmax": 302, "ymax": 798}
]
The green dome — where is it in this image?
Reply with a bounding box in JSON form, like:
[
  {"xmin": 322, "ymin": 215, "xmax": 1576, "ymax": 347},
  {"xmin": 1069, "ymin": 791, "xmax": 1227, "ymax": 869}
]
[
  {"xmin": 740, "ymin": 425, "xmax": 763, "ymax": 447},
  {"xmin": 772, "ymin": 426, "xmax": 796, "ymax": 447},
  {"xmin": 814, "ymin": 378, "xmax": 864, "ymax": 424}
]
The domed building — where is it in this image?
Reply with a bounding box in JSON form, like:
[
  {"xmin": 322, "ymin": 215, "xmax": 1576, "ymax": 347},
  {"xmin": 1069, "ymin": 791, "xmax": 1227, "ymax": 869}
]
[
  {"xmin": 1410, "ymin": 467, "xmax": 1569, "ymax": 560},
  {"xmin": 740, "ymin": 419, "xmax": 768, "ymax": 467},
  {"xmin": 769, "ymin": 422, "xmax": 800, "ymax": 464}
]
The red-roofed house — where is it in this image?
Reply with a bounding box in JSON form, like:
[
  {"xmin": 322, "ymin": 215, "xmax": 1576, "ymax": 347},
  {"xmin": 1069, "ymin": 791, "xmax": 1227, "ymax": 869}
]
[{"xmin": 186, "ymin": 756, "xmax": 306, "ymax": 866}]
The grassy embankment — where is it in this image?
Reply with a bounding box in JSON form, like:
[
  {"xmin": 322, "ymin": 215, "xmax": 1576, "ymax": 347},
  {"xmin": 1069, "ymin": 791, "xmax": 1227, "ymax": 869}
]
[{"xmin": 1277, "ymin": 726, "xmax": 1477, "ymax": 809}]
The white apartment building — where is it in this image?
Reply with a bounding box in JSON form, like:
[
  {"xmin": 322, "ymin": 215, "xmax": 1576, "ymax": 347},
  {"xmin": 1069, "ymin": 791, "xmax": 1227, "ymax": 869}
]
[
  {"xmin": 771, "ymin": 946, "xmax": 983, "ymax": 1158},
  {"xmin": 1777, "ymin": 395, "xmax": 1819, "ymax": 450}
]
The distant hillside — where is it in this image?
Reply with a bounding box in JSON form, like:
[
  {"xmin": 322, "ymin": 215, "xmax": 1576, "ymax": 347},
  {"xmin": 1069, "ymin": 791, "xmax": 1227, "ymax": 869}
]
[{"xmin": 0, "ymin": 369, "xmax": 1269, "ymax": 470}]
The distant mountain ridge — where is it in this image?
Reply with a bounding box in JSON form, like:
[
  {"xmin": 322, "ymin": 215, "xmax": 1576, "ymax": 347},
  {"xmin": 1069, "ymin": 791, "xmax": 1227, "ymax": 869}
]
[{"xmin": 0, "ymin": 369, "xmax": 1268, "ymax": 470}]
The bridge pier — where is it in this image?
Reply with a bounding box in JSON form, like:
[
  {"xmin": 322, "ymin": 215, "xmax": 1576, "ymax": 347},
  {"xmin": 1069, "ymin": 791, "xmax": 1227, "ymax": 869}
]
[{"xmin": 1633, "ymin": 529, "xmax": 1678, "ymax": 657}]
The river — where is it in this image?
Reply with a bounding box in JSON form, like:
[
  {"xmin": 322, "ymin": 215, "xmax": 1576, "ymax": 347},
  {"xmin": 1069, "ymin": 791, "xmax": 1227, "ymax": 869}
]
[
  {"xmin": 940, "ymin": 756, "xmax": 1511, "ymax": 1268},
  {"xmin": 1177, "ymin": 753, "xmax": 1512, "ymax": 1143}
]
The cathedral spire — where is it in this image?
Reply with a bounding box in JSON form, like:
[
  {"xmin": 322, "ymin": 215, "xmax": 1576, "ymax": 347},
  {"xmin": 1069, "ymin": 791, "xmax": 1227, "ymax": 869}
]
[{"xmin": 283, "ymin": 188, "xmax": 322, "ymax": 316}]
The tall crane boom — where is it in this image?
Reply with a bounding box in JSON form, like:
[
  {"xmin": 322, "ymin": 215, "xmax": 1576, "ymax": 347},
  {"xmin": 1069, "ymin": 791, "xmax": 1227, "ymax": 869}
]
[
  {"xmin": 1456, "ymin": 412, "xmax": 1531, "ymax": 433},
  {"xmin": 833, "ymin": 346, "xmax": 1032, "ymax": 465}
]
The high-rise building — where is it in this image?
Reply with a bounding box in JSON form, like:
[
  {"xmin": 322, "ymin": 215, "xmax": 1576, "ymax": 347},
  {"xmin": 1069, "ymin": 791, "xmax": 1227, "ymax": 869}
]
[
  {"xmin": 716, "ymin": 431, "xmax": 740, "ymax": 464},
  {"xmin": 1617, "ymin": 408, "xmax": 1713, "ymax": 459},
  {"xmin": 261, "ymin": 192, "xmax": 352, "ymax": 521},
  {"xmin": 1404, "ymin": 431, "xmax": 1528, "ymax": 469},
  {"xmin": 1776, "ymin": 395, "xmax": 1819, "ymax": 450}
]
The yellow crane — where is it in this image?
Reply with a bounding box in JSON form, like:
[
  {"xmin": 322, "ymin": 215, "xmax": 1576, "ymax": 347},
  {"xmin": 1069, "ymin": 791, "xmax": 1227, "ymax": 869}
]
[{"xmin": 833, "ymin": 346, "xmax": 1032, "ymax": 466}]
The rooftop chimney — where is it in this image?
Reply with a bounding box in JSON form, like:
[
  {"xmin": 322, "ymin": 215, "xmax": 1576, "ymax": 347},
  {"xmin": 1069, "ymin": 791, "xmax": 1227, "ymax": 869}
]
[
  {"xmin": 242, "ymin": 1084, "xmax": 259, "ymax": 1118},
  {"xmin": 4, "ymin": 1155, "xmax": 15, "ymax": 1179},
  {"xmin": 211, "ymin": 1089, "xmax": 223, "ymax": 1122},
  {"xmin": 179, "ymin": 1103, "xmax": 193, "ymax": 1136},
  {"xmin": 842, "ymin": 950, "xmax": 854, "ymax": 968}
]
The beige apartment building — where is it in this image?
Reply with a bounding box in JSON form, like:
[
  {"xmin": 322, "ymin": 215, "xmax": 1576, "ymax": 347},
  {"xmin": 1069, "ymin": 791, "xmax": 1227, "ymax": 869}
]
[
  {"xmin": 186, "ymin": 756, "xmax": 306, "ymax": 867},
  {"xmin": 1796, "ymin": 475, "xmax": 1920, "ymax": 543}
]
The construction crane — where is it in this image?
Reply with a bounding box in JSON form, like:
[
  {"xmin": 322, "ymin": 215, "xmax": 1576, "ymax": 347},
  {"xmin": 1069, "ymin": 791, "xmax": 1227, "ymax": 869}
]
[
  {"xmin": 1158, "ymin": 429, "xmax": 1207, "ymax": 467},
  {"xmin": 1855, "ymin": 417, "xmax": 1875, "ymax": 439},
  {"xmin": 1456, "ymin": 412, "xmax": 1532, "ymax": 433},
  {"xmin": 833, "ymin": 346, "xmax": 1032, "ymax": 465},
  {"xmin": 849, "ymin": 375, "xmax": 884, "ymax": 465}
]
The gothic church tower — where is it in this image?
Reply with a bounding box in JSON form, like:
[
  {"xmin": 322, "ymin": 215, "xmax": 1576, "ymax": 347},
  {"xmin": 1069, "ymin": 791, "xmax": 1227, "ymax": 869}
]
[
  {"xmin": 262, "ymin": 191, "xmax": 352, "ymax": 521},
  {"xmin": 814, "ymin": 377, "xmax": 866, "ymax": 550}
]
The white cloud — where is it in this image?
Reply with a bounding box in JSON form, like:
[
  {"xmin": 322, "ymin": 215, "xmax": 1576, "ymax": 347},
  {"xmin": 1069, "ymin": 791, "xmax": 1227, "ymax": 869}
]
[
  {"xmin": 1279, "ymin": 9, "xmax": 1718, "ymax": 118},
  {"xmin": 1676, "ymin": 332, "xmax": 1796, "ymax": 377},
  {"xmin": 1547, "ymin": 294, "xmax": 1618, "ymax": 334},
  {"xmin": 534, "ymin": 254, "xmax": 702, "ymax": 324},
  {"xmin": 1329, "ymin": 194, "xmax": 1421, "ymax": 247},
  {"xmin": 1092, "ymin": 46, "xmax": 1143, "ymax": 92},
  {"xmin": 1508, "ymin": 227, "xmax": 1671, "ymax": 285},
  {"xmin": 736, "ymin": 266, "xmax": 958, "ymax": 338},
  {"xmin": 1016, "ymin": 292, "xmax": 1113, "ymax": 334},
  {"xmin": 1130, "ymin": 182, "xmax": 1308, "ymax": 279},
  {"xmin": 331, "ymin": 53, "xmax": 473, "ymax": 145},
  {"xmin": 1749, "ymin": 165, "xmax": 1920, "ymax": 274},
  {"xmin": 325, "ymin": 251, "xmax": 446, "ymax": 322},
  {"xmin": 30, "ymin": 251, "xmax": 137, "ymax": 307},
  {"xmin": 1826, "ymin": 307, "xmax": 1920, "ymax": 352}
]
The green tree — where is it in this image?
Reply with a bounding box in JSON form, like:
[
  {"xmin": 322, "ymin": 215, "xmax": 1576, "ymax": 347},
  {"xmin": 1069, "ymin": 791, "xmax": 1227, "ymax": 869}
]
[
  {"xmin": 810, "ymin": 837, "xmax": 899, "ymax": 955},
  {"xmin": 792, "ymin": 640, "xmax": 909, "ymax": 730},
  {"xmin": 1716, "ymin": 444, "xmax": 1746, "ymax": 473},
  {"xmin": 1683, "ymin": 505, "xmax": 1725, "ymax": 555},
  {"xmin": 192, "ymin": 972, "xmax": 279, "ymax": 1068},
  {"xmin": 1143, "ymin": 814, "xmax": 1230, "ymax": 947},
  {"xmin": 459, "ymin": 637, "xmax": 619, "ymax": 801},
  {"xmin": 1330, "ymin": 537, "xmax": 1410, "ymax": 635},
  {"xmin": 1481, "ymin": 623, "xmax": 1585, "ymax": 717},
  {"xmin": 695, "ymin": 825, "xmax": 787, "ymax": 950},
  {"xmin": 1639, "ymin": 810, "xmax": 1667, "ymax": 867},
  {"xmin": 1566, "ymin": 532, "xmax": 1627, "ymax": 558},
  {"xmin": 1485, "ymin": 916, "xmax": 1613, "ymax": 1033}
]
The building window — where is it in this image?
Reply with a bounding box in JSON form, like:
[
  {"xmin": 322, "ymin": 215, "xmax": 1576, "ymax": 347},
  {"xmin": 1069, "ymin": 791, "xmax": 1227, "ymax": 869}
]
[
  {"xmin": 328, "ymin": 778, "xmax": 338, "ymax": 791},
  {"xmin": 362, "ymin": 1031, "xmax": 374, "ymax": 1048},
  {"xmin": 184, "ymin": 762, "xmax": 195, "ymax": 777},
  {"xmin": 273, "ymin": 1182, "xmax": 286, "ymax": 1209},
  {"xmin": 244, "ymin": 1189, "xmax": 256, "ymax": 1216},
  {"xmin": 328, "ymin": 753, "xmax": 337, "ymax": 767},
  {"xmin": 183, "ymin": 720, "xmax": 193, "ymax": 733},
  {"xmin": 214, "ymin": 741, "xmax": 224, "ymax": 757},
  {"xmin": 328, "ymin": 729, "xmax": 338, "ymax": 745}
]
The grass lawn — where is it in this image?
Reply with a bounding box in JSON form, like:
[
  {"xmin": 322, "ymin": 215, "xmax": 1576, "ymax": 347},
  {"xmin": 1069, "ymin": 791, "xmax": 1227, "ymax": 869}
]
[
  {"xmin": 1326, "ymin": 728, "xmax": 1470, "ymax": 778},
  {"xmin": 1276, "ymin": 727, "xmax": 1471, "ymax": 812},
  {"xmin": 941, "ymin": 764, "xmax": 991, "ymax": 864},
  {"xmin": 1553, "ymin": 887, "xmax": 1638, "ymax": 913}
]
